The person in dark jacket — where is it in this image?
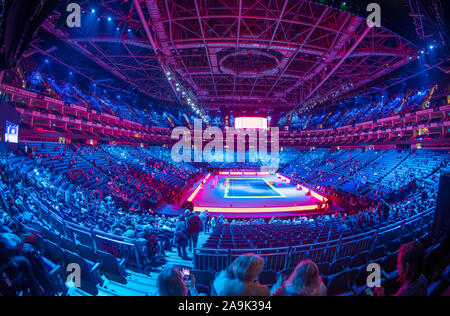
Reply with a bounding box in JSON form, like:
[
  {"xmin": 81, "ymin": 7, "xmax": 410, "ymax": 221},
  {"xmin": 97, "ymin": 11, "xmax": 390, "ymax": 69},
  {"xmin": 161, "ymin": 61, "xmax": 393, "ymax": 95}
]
[
  {"xmin": 186, "ymin": 211, "xmax": 203, "ymax": 251},
  {"xmin": 0, "ymin": 233, "xmax": 44, "ymax": 296},
  {"xmin": 374, "ymin": 241, "xmax": 428, "ymax": 296},
  {"xmin": 173, "ymin": 219, "xmax": 189, "ymax": 260}
]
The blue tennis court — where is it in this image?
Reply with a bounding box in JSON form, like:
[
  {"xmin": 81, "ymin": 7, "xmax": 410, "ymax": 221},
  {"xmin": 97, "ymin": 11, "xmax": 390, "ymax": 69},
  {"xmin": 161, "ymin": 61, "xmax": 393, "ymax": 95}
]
[{"xmin": 224, "ymin": 178, "xmax": 284, "ymax": 198}]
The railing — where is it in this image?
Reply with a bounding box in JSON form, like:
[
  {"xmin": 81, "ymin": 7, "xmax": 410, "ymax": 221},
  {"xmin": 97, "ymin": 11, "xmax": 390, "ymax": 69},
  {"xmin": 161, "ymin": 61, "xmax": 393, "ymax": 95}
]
[{"xmin": 194, "ymin": 208, "xmax": 435, "ymax": 272}]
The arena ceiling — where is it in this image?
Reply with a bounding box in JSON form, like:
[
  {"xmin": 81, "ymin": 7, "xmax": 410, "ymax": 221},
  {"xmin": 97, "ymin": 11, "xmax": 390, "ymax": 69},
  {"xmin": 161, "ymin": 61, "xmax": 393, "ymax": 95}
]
[{"xmin": 35, "ymin": 0, "xmax": 422, "ymax": 116}]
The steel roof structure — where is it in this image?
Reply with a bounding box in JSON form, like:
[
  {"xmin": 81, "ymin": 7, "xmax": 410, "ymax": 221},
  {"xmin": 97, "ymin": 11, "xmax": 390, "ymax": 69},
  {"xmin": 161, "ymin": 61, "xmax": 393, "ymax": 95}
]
[{"xmin": 34, "ymin": 0, "xmax": 420, "ymax": 116}]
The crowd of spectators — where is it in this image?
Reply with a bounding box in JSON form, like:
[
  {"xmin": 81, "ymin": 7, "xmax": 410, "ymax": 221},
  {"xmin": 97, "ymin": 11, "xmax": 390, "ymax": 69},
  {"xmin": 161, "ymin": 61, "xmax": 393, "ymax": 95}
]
[
  {"xmin": 1, "ymin": 143, "xmax": 448, "ymax": 296},
  {"xmin": 1, "ymin": 144, "xmax": 441, "ymax": 258},
  {"xmin": 157, "ymin": 240, "xmax": 437, "ymax": 296}
]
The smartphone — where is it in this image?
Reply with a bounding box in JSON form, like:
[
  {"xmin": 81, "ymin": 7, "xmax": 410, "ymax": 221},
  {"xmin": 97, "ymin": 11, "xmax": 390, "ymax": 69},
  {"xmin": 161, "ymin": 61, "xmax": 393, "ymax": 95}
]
[
  {"xmin": 365, "ymin": 287, "xmax": 374, "ymax": 296},
  {"xmin": 181, "ymin": 268, "xmax": 191, "ymax": 280}
]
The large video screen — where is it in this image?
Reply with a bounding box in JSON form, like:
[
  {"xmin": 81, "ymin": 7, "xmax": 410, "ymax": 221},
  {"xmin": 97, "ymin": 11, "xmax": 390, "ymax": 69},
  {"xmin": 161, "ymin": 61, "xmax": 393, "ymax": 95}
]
[
  {"xmin": 235, "ymin": 117, "xmax": 268, "ymax": 130},
  {"xmin": 5, "ymin": 121, "xmax": 19, "ymax": 144}
]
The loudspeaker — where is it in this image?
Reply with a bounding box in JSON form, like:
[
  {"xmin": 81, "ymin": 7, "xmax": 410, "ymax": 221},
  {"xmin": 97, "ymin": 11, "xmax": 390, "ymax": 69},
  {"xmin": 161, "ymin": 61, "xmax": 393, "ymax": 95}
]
[{"xmin": 431, "ymin": 173, "xmax": 450, "ymax": 240}]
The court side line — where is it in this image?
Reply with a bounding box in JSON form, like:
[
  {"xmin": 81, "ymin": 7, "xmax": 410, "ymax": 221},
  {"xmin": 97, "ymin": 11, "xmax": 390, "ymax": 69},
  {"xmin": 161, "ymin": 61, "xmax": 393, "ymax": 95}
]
[
  {"xmin": 261, "ymin": 178, "xmax": 285, "ymax": 198},
  {"xmin": 224, "ymin": 178, "xmax": 284, "ymax": 199}
]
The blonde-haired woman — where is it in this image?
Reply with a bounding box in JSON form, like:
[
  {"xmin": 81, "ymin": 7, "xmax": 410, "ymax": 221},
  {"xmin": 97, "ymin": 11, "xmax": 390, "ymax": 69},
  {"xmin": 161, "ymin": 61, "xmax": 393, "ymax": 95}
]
[
  {"xmin": 272, "ymin": 260, "xmax": 327, "ymax": 296},
  {"xmin": 213, "ymin": 254, "xmax": 270, "ymax": 296}
]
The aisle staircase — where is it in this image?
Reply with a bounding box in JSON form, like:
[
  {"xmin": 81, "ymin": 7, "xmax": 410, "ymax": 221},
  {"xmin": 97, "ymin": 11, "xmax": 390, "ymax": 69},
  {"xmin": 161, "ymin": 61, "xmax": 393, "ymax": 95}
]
[{"xmin": 68, "ymin": 231, "xmax": 211, "ymax": 296}]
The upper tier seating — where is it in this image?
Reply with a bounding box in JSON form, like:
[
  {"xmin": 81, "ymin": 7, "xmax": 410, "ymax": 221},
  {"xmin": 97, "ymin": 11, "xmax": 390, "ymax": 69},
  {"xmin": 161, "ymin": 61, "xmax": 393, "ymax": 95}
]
[{"xmin": 3, "ymin": 65, "xmax": 441, "ymax": 132}]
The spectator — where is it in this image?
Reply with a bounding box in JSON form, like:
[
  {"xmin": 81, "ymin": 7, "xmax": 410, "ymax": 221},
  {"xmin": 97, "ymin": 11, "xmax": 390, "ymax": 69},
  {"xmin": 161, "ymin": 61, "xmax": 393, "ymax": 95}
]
[
  {"xmin": 186, "ymin": 211, "xmax": 203, "ymax": 251},
  {"xmin": 0, "ymin": 233, "xmax": 43, "ymax": 296},
  {"xmin": 374, "ymin": 241, "xmax": 428, "ymax": 296},
  {"xmin": 272, "ymin": 260, "xmax": 327, "ymax": 296},
  {"xmin": 217, "ymin": 214, "xmax": 225, "ymax": 225},
  {"xmin": 210, "ymin": 216, "xmax": 217, "ymax": 229},
  {"xmin": 173, "ymin": 219, "xmax": 189, "ymax": 260},
  {"xmin": 142, "ymin": 226, "xmax": 161, "ymax": 261},
  {"xmin": 199, "ymin": 210, "xmax": 210, "ymax": 233},
  {"xmin": 213, "ymin": 254, "xmax": 270, "ymax": 296},
  {"xmin": 156, "ymin": 267, "xmax": 197, "ymax": 296}
]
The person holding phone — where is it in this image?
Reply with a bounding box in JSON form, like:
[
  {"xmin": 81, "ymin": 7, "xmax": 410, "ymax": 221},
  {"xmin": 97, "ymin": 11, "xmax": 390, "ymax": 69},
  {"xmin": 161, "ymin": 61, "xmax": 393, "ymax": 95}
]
[
  {"xmin": 156, "ymin": 267, "xmax": 198, "ymax": 296},
  {"xmin": 173, "ymin": 218, "xmax": 189, "ymax": 260},
  {"xmin": 373, "ymin": 241, "xmax": 428, "ymax": 296}
]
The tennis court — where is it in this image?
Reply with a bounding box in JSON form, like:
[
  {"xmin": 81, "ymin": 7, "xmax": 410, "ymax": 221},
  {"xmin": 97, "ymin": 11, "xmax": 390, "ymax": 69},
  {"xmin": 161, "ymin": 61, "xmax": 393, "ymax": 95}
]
[{"xmin": 224, "ymin": 178, "xmax": 284, "ymax": 198}]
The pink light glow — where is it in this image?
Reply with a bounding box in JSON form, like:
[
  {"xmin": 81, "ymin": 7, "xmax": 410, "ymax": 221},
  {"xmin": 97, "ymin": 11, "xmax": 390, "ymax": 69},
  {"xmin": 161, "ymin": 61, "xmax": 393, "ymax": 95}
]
[
  {"xmin": 297, "ymin": 184, "xmax": 328, "ymax": 202},
  {"xmin": 235, "ymin": 117, "xmax": 268, "ymax": 130},
  {"xmin": 218, "ymin": 171, "xmax": 271, "ymax": 176},
  {"xmin": 276, "ymin": 173, "xmax": 291, "ymax": 184},
  {"xmin": 187, "ymin": 173, "xmax": 211, "ymax": 202},
  {"xmin": 194, "ymin": 204, "xmax": 324, "ymax": 214}
]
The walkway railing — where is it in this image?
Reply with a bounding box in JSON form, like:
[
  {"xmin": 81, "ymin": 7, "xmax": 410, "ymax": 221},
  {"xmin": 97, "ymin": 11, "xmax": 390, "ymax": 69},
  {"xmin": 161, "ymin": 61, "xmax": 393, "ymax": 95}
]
[{"xmin": 193, "ymin": 208, "xmax": 434, "ymax": 272}]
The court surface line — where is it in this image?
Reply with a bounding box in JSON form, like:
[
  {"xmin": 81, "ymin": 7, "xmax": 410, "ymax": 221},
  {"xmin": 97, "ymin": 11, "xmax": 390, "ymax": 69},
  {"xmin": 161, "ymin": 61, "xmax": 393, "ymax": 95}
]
[{"xmin": 224, "ymin": 177, "xmax": 284, "ymax": 199}]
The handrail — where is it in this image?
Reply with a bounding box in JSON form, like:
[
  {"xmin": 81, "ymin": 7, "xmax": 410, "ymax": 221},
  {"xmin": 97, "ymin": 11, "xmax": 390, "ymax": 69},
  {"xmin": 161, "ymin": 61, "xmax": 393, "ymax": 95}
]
[
  {"xmin": 195, "ymin": 208, "xmax": 434, "ymax": 254},
  {"xmin": 194, "ymin": 208, "xmax": 433, "ymax": 271},
  {"xmin": 63, "ymin": 221, "xmax": 135, "ymax": 246},
  {"xmin": 94, "ymin": 234, "xmax": 135, "ymax": 247}
]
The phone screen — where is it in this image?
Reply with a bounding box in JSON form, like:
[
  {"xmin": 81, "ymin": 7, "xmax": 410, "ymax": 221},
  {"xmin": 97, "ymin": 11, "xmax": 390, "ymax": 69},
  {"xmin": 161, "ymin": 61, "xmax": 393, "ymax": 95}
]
[{"xmin": 181, "ymin": 268, "xmax": 191, "ymax": 280}]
